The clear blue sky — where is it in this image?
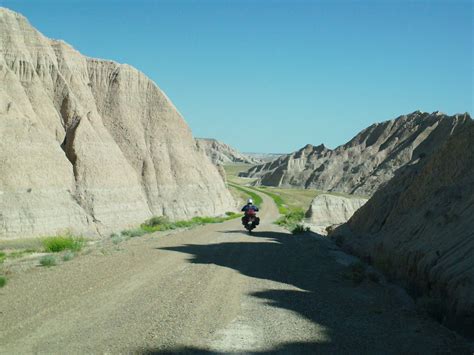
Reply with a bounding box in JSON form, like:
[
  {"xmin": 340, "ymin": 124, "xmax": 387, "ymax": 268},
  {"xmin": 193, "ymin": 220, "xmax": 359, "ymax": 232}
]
[{"xmin": 2, "ymin": 0, "xmax": 472, "ymax": 153}]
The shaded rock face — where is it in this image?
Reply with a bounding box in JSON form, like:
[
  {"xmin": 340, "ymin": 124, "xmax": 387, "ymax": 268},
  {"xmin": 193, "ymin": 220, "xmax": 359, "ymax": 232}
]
[
  {"xmin": 305, "ymin": 194, "xmax": 367, "ymax": 234},
  {"xmin": 0, "ymin": 8, "xmax": 234, "ymax": 238},
  {"xmin": 195, "ymin": 138, "xmax": 262, "ymax": 165},
  {"xmin": 332, "ymin": 120, "xmax": 474, "ymax": 336},
  {"xmin": 241, "ymin": 112, "xmax": 471, "ymax": 196}
]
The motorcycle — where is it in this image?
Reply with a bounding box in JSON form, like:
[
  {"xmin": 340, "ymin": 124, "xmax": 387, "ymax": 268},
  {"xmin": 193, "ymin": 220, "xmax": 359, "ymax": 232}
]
[{"xmin": 242, "ymin": 209, "xmax": 259, "ymax": 233}]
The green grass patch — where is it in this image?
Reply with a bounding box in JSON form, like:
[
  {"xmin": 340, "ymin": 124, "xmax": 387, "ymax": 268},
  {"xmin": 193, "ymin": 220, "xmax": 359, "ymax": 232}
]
[
  {"xmin": 120, "ymin": 228, "xmax": 147, "ymax": 238},
  {"xmin": 7, "ymin": 249, "xmax": 37, "ymax": 259},
  {"xmin": 0, "ymin": 248, "xmax": 39, "ymax": 264},
  {"xmin": 42, "ymin": 235, "xmax": 86, "ymax": 253},
  {"xmin": 119, "ymin": 212, "xmax": 241, "ymax": 238},
  {"xmin": 223, "ymin": 164, "xmax": 254, "ymax": 177},
  {"xmin": 291, "ymin": 224, "xmax": 310, "ymax": 234},
  {"xmin": 246, "ymin": 186, "xmax": 288, "ymax": 214},
  {"xmin": 228, "ymin": 183, "xmax": 263, "ymax": 207},
  {"xmin": 39, "ymin": 255, "xmax": 57, "ymax": 267},
  {"xmin": 275, "ymin": 208, "xmax": 305, "ymax": 230},
  {"xmin": 0, "ymin": 276, "xmax": 6, "ymax": 288},
  {"xmin": 140, "ymin": 213, "xmax": 240, "ymax": 234}
]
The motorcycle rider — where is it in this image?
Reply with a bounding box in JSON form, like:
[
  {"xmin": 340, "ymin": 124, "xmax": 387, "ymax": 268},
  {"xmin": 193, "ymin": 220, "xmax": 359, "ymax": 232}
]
[{"xmin": 241, "ymin": 198, "xmax": 260, "ymax": 227}]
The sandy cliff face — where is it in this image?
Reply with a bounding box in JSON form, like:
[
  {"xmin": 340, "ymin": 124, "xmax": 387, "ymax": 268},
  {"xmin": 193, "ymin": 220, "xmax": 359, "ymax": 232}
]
[
  {"xmin": 195, "ymin": 138, "xmax": 262, "ymax": 165},
  {"xmin": 332, "ymin": 119, "xmax": 474, "ymax": 335},
  {"xmin": 0, "ymin": 8, "xmax": 234, "ymax": 238},
  {"xmin": 242, "ymin": 112, "xmax": 471, "ymax": 196},
  {"xmin": 305, "ymin": 194, "xmax": 367, "ymax": 234}
]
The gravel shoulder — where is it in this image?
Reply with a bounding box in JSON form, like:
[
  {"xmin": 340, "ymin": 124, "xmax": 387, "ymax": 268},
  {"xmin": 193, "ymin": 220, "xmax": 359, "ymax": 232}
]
[{"xmin": 0, "ymin": 193, "xmax": 470, "ymax": 354}]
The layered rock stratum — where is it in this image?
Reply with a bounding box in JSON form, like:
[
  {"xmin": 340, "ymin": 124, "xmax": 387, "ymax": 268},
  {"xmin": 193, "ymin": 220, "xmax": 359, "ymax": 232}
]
[
  {"xmin": 0, "ymin": 8, "xmax": 234, "ymax": 238},
  {"xmin": 195, "ymin": 138, "xmax": 261, "ymax": 165},
  {"xmin": 241, "ymin": 111, "xmax": 471, "ymax": 196},
  {"xmin": 305, "ymin": 194, "xmax": 367, "ymax": 235},
  {"xmin": 332, "ymin": 119, "xmax": 474, "ymax": 336}
]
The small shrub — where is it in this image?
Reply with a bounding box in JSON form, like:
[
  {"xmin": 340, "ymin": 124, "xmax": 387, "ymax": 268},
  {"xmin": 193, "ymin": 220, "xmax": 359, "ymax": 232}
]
[
  {"xmin": 111, "ymin": 235, "xmax": 123, "ymax": 245},
  {"xmin": 292, "ymin": 224, "xmax": 310, "ymax": 234},
  {"xmin": 121, "ymin": 228, "xmax": 147, "ymax": 238},
  {"xmin": 40, "ymin": 255, "xmax": 56, "ymax": 267},
  {"xmin": 0, "ymin": 252, "xmax": 5, "ymax": 264},
  {"xmin": 143, "ymin": 216, "xmax": 170, "ymax": 227},
  {"xmin": 42, "ymin": 236, "xmax": 85, "ymax": 253},
  {"xmin": 62, "ymin": 251, "xmax": 75, "ymax": 261},
  {"xmin": 192, "ymin": 216, "xmax": 222, "ymax": 224},
  {"xmin": 0, "ymin": 276, "xmax": 6, "ymax": 287}
]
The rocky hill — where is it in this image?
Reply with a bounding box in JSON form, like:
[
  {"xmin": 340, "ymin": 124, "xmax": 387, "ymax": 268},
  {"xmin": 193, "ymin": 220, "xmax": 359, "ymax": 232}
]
[
  {"xmin": 332, "ymin": 119, "xmax": 474, "ymax": 336},
  {"xmin": 244, "ymin": 152, "xmax": 283, "ymax": 163},
  {"xmin": 0, "ymin": 8, "xmax": 234, "ymax": 239},
  {"xmin": 305, "ymin": 194, "xmax": 367, "ymax": 235},
  {"xmin": 195, "ymin": 138, "xmax": 261, "ymax": 165},
  {"xmin": 241, "ymin": 111, "xmax": 471, "ymax": 196}
]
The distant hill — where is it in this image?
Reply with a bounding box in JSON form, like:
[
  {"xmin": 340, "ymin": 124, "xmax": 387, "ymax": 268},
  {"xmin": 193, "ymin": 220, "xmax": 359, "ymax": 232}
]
[
  {"xmin": 196, "ymin": 138, "xmax": 263, "ymax": 165},
  {"xmin": 244, "ymin": 152, "xmax": 284, "ymax": 163},
  {"xmin": 241, "ymin": 111, "xmax": 471, "ymax": 196}
]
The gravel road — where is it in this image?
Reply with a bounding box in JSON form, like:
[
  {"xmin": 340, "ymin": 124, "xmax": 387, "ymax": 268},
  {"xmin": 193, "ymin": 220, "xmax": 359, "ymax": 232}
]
[{"xmin": 0, "ymin": 192, "xmax": 470, "ymax": 354}]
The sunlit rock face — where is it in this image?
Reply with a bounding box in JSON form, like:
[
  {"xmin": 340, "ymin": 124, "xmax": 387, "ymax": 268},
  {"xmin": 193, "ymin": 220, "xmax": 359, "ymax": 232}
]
[
  {"xmin": 0, "ymin": 8, "xmax": 234, "ymax": 238},
  {"xmin": 195, "ymin": 138, "xmax": 262, "ymax": 165},
  {"xmin": 305, "ymin": 194, "xmax": 367, "ymax": 234}
]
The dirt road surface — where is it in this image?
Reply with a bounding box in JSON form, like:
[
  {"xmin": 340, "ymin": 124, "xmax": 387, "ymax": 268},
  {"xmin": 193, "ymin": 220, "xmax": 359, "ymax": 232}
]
[{"xmin": 0, "ymin": 193, "xmax": 470, "ymax": 354}]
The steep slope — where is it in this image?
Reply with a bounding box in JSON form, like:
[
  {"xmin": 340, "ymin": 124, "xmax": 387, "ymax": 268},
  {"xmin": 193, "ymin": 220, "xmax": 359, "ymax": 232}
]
[
  {"xmin": 332, "ymin": 120, "xmax": 474, "ymax": 336},
  {"xmin": 241, "ymin": 112, "xmax": 471, "ymax": 195},
  {"xmin": 195, "ymin": 138, "xmax": 261, "ymax": 165},
  {"xmin": 0, "ymin": 8, "xmax": 234, "ymax": 238}
]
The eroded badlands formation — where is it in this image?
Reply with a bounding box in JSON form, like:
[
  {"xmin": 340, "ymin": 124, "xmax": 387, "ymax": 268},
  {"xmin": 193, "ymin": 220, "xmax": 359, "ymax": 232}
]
[{"xmin": 0, "ymin": 8, "xmax": 234, "ymax": 238}]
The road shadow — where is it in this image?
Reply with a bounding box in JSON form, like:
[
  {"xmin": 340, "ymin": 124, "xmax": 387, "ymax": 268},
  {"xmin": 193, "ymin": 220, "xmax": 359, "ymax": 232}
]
[
  {"xmin": 152, "ymin": 229, "xmax": 470, "ymax": 354},
  {"xmin": 142, "ymin": 341, "xmax": 334, "ymax": 354}
]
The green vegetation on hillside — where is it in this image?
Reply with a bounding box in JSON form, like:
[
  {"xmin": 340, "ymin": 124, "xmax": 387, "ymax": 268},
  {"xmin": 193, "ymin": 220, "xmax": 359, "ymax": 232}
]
[
  {"xmin": 228, "ymin": 183, "xmax": 263, "ymax": 207},
  {"xmin": 275, "ymin": 208, "xmax": 306, "ymax": 231},
  {"xmin": 223, "ymin": 163, "xmax": 258, "ymax": 185},
  {"xmin": 222, "ymin": 163, "xmax": 253, "ymax": 178}
]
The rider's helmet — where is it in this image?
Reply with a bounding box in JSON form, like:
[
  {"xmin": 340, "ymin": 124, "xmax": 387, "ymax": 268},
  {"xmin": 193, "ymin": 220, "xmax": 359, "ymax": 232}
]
[{"xmin": 247, "ymin": 198, "xmax": 253, "ymax": 205}]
